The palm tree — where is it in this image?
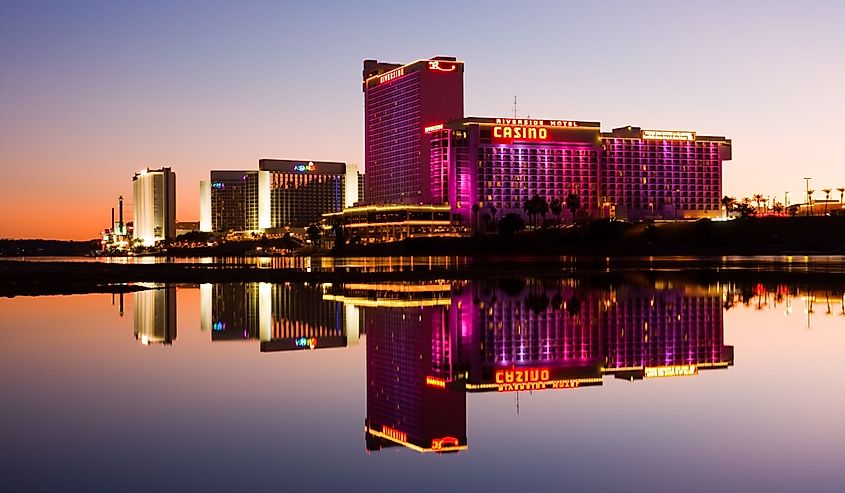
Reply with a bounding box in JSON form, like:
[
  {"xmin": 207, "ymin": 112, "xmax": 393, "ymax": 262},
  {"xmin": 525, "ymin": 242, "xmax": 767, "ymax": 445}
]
[
  {"xmin": 837, "ymin": 187, "xmax": 845, "ymax": 207},
  {"xmin": 522, "ymin": 198, "xmax": 534, "ymax": 227},
  {"xmin": 738, "ymin": 197, "xmax": 755, "ymax": 218},
  {"xmin": 471, "ymin": 203, "xmax": 481, "ymax": 230},
  {"xmin": 771, "ymin": 201, "xmax": 785, "ymax": 215},
  {"xmin": 306, "ymin": 224, "xmax": 321, "ymax": 247},
  {"xmin": 720, "ymin": 196, "xmax": 736, "ymax": 218},
  {"xmin": 535, "ymin": 195, "xmax": 549, "ymax": 227},
  {"xmin": 752, "ymin": 193, "xmax": 764, "ymax": 210},
  {"xmin": 550, "ymin": 198, "xmax": 563, "ymax": 224},
  {"xmin": 822, "ymin": 188, "xmax": 832, "ymax": 215},
  {"xmin": 565, "ymin": 193, "xmax": 580, "ymax": 224},
  {"xmin": 487, "ymin": 203, "xmax": 497, "ymax": 222},
  {"xmin": 807, "ymin": 189, "xmax": 815, "ymax": 216}
]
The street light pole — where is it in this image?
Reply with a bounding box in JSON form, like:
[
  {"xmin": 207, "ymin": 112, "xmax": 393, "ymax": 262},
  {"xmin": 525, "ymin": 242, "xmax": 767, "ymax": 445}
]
[{"xmin": 804, "ymin": 177, "xmax": 812, "ymax": 216}]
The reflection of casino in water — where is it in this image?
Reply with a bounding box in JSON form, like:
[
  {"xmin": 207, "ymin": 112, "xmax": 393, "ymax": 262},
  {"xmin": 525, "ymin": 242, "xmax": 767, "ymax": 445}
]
[
  {"xmin": 329, "ymin": 280, "xmax": 733, "ymax": 454},
  {"xmin": 339, "ymin": 282, "xmax": 467, "ymax": 453},
  {"xmin": 199, "ymin": 283, "xmax": 361, "ymax": 352},
  {"xmin": 133, "ymin": 286, "xmax": 176, "ymax": 345}
]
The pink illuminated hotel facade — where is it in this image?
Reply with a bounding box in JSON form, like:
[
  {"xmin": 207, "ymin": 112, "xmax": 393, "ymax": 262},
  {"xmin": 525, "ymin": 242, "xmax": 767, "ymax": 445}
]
[{"xmin": 355, "ymin": 56, "xmax": 732, "ymax": 230}]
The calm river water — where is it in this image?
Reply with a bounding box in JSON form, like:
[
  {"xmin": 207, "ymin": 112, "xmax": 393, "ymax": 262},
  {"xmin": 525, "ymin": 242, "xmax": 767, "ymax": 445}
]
[{"xmin": 1, "ymin": 274, "xmax": 844, "ymax": 492}]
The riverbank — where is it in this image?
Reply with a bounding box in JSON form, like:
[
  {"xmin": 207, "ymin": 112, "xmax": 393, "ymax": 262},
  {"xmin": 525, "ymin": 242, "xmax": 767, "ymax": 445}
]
[
  {"xmin": 331, "ymin": 216, "xmax": 845, "ymax": 257},
  {"xmin": 2, "ymin": 255, "xmax": 844, "ymax": 297}
]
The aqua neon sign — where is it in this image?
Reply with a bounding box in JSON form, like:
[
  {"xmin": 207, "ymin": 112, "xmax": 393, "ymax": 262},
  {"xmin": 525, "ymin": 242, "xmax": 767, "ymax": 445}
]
[
  {"xmin": 293, "ymin": 163, "xmax": 316, "ymax": 173},
  {"xmin": 295, "ymin": 337, "xmax": 317, "ymax": 349}
]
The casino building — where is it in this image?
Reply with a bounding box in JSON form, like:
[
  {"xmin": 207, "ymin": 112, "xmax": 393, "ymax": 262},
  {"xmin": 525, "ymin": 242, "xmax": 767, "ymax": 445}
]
[
  {"xmin": 429, "ymin": 118, "xmax": 732, "ymax": 223},
  {"xmin": 260, "ymin": 159, "xmax": 347, "ymax": 229},
  {"xmin": 200, "ymin": 160, "xmax": 350, "ymax": 233},
  {"xmin": 359, "ymin": 56, "xmax": 732, "ymax": 230},
  {"xmin": 363, "ymin": 57, "xmax": 464, "ymax": 205}
]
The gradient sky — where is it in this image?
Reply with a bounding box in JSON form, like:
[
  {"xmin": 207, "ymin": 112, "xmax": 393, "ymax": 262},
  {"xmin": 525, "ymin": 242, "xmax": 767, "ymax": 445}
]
[{"xmin": 2, "ymin": 0, "xmax": 844, "ymax": 239}]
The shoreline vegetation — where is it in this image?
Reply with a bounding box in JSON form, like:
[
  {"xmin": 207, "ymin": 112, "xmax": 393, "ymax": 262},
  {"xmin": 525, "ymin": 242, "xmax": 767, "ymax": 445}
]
[{"xmin": 4, "ymin": 217, "xmax": 845, "ymax": 258}]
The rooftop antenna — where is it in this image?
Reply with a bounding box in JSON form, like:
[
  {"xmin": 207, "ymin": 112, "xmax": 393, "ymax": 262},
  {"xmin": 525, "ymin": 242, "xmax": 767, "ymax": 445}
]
[{"xmin": 512, "ymin": 95, "xmax": 518, "ymax": 118}]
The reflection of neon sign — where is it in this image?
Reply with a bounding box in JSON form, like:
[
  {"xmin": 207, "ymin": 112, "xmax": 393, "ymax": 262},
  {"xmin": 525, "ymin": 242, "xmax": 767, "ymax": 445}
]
[
  {"xmin": 428, "ymin": 60, "xmax": 457, "ymax": 72},
  {"xmin": 425, "ymin": 376, "xmax": 446, "ymax": 388},
  {"xmin": 642, "ymin": 130, "xmax": 695, "ymax": 142},
  {"xmin": 293, "ymin": 162, "xmax": 315, "ymax": 172},
  {"xmin": 431, "ymin": 437, "xmax": 460, "ymax": 450},
  {"xmin": 493, "ymin": 126, "xmax": 548, "ymax": 141},
  {"xmin": 295, "ymin": 337, "xmax": 317, "ymax": 349},
  {"xmin": 381, "ymin": 425, "xmax": 407, "ymax": 443},
  {"xmin": 424, "ymin": 124, "xmax": 444, "ymax": 133},
  {"xmin": 495, "ymin": 368, "xmax": 551, "ymax": 384},
  {"xmin": 644, "ymin": 364, "xmax": 698, "ymax": 378},
  {"xmin": 493, "ymin": 367, "xmax": 583, "ymax": 392},
  {"xmin": 379, "ymin": 67, "xmax": 404, "ymax": 83}
]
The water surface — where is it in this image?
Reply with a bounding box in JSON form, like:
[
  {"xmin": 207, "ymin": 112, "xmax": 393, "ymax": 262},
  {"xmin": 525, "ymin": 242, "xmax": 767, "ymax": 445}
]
[{"xmin": 1, "ymin": 277, "xmax": 843, "ymax": 492}]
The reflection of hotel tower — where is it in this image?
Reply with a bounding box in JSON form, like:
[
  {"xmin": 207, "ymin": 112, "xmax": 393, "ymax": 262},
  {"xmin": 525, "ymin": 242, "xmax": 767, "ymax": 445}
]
[
  {"xmin": 332, "ymin": 283, "xmax": 467, "ymax": 453},
  {"xmin": 605, "ymin": 286, "xmax": 732, "ymax": 379},
  {"xmin": 133, "ymin": 287, "xmax": 176, "ymax": 345},
  {"xmin": 199, "ymin": 283, "xmax": 359, "ymax": 351}
]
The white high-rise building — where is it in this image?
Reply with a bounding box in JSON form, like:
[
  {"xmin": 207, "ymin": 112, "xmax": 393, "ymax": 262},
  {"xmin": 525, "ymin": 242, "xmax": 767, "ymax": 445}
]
[{"xmin": 132, "ymin": 167, "xmax": 176, "ymax": 246}]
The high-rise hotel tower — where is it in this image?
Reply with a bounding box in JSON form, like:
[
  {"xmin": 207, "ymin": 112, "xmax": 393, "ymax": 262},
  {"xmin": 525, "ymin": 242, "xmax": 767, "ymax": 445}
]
[
  {"xmin": 132, "ymin": 167, "xmax": 176, "ymax": 246},
  {"xmin": 363, "ymin": 57, "xmax": 464, "ymax": 204}
]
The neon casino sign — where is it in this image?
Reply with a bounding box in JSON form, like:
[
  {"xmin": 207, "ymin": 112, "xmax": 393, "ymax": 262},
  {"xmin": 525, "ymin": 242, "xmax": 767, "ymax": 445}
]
[
  {"xmin": 428, "ymin": 60, "xmax": 457, "ymax": 72},
  {"xmin": 423, "ymin": 123, "xmax": 444, "ymax": 133},
  {"xmin": 493, "ymin": 125, "xmax": 549, "ymax": 141},
  {"xmin": 644, "ymin": 364, "xmax": 698, "ymax": 378},
  {"xmin": 431, "ymin": 437, "xmax": 460, "ymax": 450},
  {"xmin": 641, "ymin": 130, "xmax": 696, "ymax": 142},
  {"xmin": 295, "ymin": 337, "xmax": 317, "ymax": 349},
  {"xmin": 491, "ymin": 118, "xmax": 580, "ymax": 143},
  {"xmin": 378, "ymin": 67, "xmax": 404, "ymax": 84},
  {"xmin": 493, "ymin": 367, "xmax": 581, "ymax": 392},
  {"xmin": 293, "ymin": 162, "xmax": 316, "ymax": 173},
  {"xmin": 425, "ymin": 376, "xmax": 447, "ymax": 388}
]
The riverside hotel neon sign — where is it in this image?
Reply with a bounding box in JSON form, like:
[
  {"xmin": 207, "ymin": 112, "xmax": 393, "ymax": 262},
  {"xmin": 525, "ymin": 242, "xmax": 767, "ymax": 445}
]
[
  {"xmin": 494, "ymin": 367, "xmax": 581, "ymax": 392},
  {"xmin": 488, "ymin": 118, "xmax": 581, "ymax": 143}
]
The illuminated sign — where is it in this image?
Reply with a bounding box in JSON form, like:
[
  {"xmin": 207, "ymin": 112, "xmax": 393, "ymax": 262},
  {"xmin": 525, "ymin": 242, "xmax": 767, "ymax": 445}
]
[
  {"xmin": 295, "ymin": 337, "xmax": 317, "ymax": 349},
  {"xmin": 493, "ymin": 126, "xmax": 548, "ymax": 141},
  {"xmin": 381, "ymin": 425, "xmax": 407, "ymax": 443},
  {"xmin": 496, "ymin": 368, "xmax": 550, "ymax": 384},
  {"xmin": 493, "ymin": 367, "xmax": 583, "ymax": 392},
  {"xmin": 642, "ymin": 130, "xmax": 696, "ymax": 142},
  {"xmin": 428, "ymin": 60, "xmax": 457, "ymax": 72},
  {"xmin": 212, "ymin": 321, "xmax": 226, "ymax": 331},
  {"xmin": 424, "ymin": 123, "xmax": 444, "ymax": 133},
  {"xmin": 378, "ymin": 67, "xmax": 404, "ymax": 84},
  {"xmin": 494, "ymin": 118, "xmax": 579, "ymax": 127},
  {"xmin": 644, "ymin": 364, "xmax": 698, "ymax": 378},
  {"xmin": 431, "ymin": 437, "xmax": 460, "ymax": 450},
  {"xmin": 211, "ymin": 182, "xmax": 224, "ymax": 189},
  {"xmin": 293, "ymin": 162, "xmax": 315, "ymax": 173},
  {"xmin": 425, "ymin": 376, "xmax": 447, "ymax": 388}
]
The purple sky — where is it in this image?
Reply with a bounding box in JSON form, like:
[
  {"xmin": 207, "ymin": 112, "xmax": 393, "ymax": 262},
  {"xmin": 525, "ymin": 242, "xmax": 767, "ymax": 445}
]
[{"xmin": 1, "ymin": 0, "xmax": 844, "ymax": 239}]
